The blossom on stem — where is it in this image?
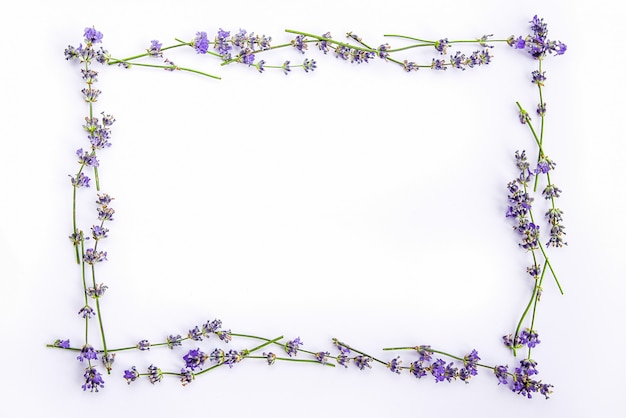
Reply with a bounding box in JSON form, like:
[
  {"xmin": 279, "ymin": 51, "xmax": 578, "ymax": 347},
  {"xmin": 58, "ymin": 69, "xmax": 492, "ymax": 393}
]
[
  {"xmin": 77, "ymin": 344, "xmax": 98, "ymax": 362},
  {"xmin": 167, "ymin": 334, "xmax": 183, "ymax": 349},
  {"xmin": 84, "ymin": 27, "xmax": 103, "ymax": 44},
  {"xmin": 70, "ymin": 172, "xmax": 91, "ymax": 188},
  {"xmin": 53, "ymin": 339, "xmax": 71, "ymax": 349},
  {"xmin": 82, "ymin": 366, "xmax": 105, "ymax": 392},
  {"xmin": 387, "ymin": 356, "xmax": 402, "ymax": 374},
  {"xmin": 263, "ymin": 352, "xmax": 277, "ymax": 365},
  {"xmin": 78, "ymin": 305, "xmax": 95, "ymax": 319},
  {"xmin": 83, "ymin": 248, "xmax": 107, "ymax": 264},
  {"xmin": 136, "ymin": 339, "xmax": 151, "ymax": 351},
  {"xmin": 123, "ymin": 366, "xmax": 139, "ymax": 384},
  {"xmin": 147, "ymin": 365, "xmax": 163, "ymax": 384},
  {"xmin": 315, "ymin": 351, "xmax": 330, "ymax": 365},
  {"xmin": 285, "ymin": 337, "xmax": 303, "ymax": 357},
  {"xmin": 183, "ymin": 348, "xmax": 208, "ymax": 370},
  {"xmin": 148, "ymin": 40, "xmax": 163, "ymax": 57},
  {"xmin": 193, "ymin": 31, "xmax": 209, "ymax": 54},
  {"xmin": 180, "ymin": 368, "xmax": 194, "ymax": 386},
  {"xmin": 353, "ymin": 355, "xmax": 373, "ymax": 370}
]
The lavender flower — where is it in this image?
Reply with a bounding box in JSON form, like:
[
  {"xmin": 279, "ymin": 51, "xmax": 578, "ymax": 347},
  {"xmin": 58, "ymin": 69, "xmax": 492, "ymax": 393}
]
[
  {"xmin": 285, "ymin": 337, "xmax": 303, "ymax": 357},
  {"xmin": 435, "ymin": 38, "xmax": 449, "ymax": 54},
  {"xmin": 216, "ymin": 329, "xmax": 232, "ymax": 343},
  {"xmin": 167, "ymin": 334, "xmax": 183, "ymax": 349},
  {"xmin": 508, "ymin": 15, "xmax": 567, "ymax": 59},
  {"xmin": 460, "ymin": 349, "xmax": 480, "ymax": 381},
  {"xmin": 263, "ymin": 352, "xmax": 277, "ymax": 365},
  {"xmin": 82, "ymin": 366, "xmax": 105, "ymax": 392},
  {"xmin": 282, "ymin": 60, "xmax": 291, "ymax": 75},
  {"xmin": 291, "ymin": 35, "xmax": 307, "ymax": 53},
  {"xmin": 431, "ymin": 58, "xmax": 447, "ymax": 71},
  {"xmin": 520, "ymin": 329, "xmax": 541, "ymax": 348},
  {"xmin": 415, "ymin": 345, "xmax": 433, "ymax": 362},
  {"xmin": 77, "ymin": 344, "xmax": 98, "ymax": 362},
  {"xmin": 214, "ymin": 29, "xmax": 232, "ymax": 59},
  {"xmin": 123, "ymin": 366, "xmax": 139, "ymax": 384},
  {"xmin": 188, "ymin": 325, "xmax": 203, "ymax": 341},
  {"xmin": 336, "ymin": 353, "xmax": 350, "ymax": 368},
  {"xmin": 84, "ymin": 27, "xmax": 103, "ymax": 44},
  {"xmin": 136, "ymin": 339, "xmax": 151, "ymax": 351},
  {"xmin": 315, "ymin": 351, "xmax": 330, "ymax": 365},
  {"xmin": 78, "ymin": 305, "xmax": 95, "ymax": 318},
  {"xmin": 183, "ymin": 348, "xmax": 208, "ymax": 370},
  {"xmin": 86, "ymin": 283, "xmax": 108, "ymax": 298},
  {"xmin": 96, "ymin": 193, "xmax": 114, "ymax": 206},
  {"xmin": 83, "ymin": 248, "xmax": 107, "ymax": 264},
  {"xmin": 511, "ymin": 358, "xmax": 553, "ymax": 399},
  {"xmin": 387, "ymin": 356, "xmax": 402, "ymax": 374},
  {"xmin": 353, "ymin": 355, "xmax": 373, "ymax": 370},
  {"xmin": 97, "ymin": 206, "xmax": 115, "ymax": 221},
  {"xmin": 225, "ymin": 349, "xmax": 243, "ymax": 367},
  {"xmin": 303, "ymin": 58, "xmax": 316, "ymax": 72},
  {"xmin": 503, "ymin": 334, "xmax": 523, "ymax": 350},
  {"xmin": 147, "ymin": 365, "xmax": 163, "ymax": 384},
  {"xmin": 147, "ymin": 40, "xmax": 163, "ymax": 57},
  {"xmin": 410, "ymin": 361, "xmax": 427, "ymax": 378},
  {"xmin": 91, "ymin": 225, "xmax": 108, "ymax": 240},
  {"xmin": 53, "ymin": 339, "xmax": 71, "ymax": 349},
  {"xmin": 193, "ymin": 31, "xmax": 209, "ymax": 54},
  {"xmin": 180, "ymin": 368, "xmax": 194, "ymax": 386},
  {"xmin": 70, "ymin": 172, "xmax": 91, "ymax": 188},
  {"xmin": 102, "ymin": 353, "xmax": 115, "ymax": 372},
  {"xmin": 494, "ymin": 365, "xmax": 509, "ymax": 385},
  {"xmin": 316, "ymin": 32, "xmax": 332, "ymax": 54},
  {"xmin": 210, "ymin": 348, "xmax": 225, "ymax": 364}
]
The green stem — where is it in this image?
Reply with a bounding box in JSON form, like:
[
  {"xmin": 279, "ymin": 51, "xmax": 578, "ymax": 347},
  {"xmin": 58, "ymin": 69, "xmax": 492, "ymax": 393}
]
[
  {"xmin": 107, "ymin": 42, "xmax": 189, "ymax": 65},
  {"xmin": 109, "ymin": 59, "xmax": 221, "ymax": 79},
  {"xmin": 90, "ymin": 263, "xmax": 109, "ymax": 373},
  {"xmin": 333, "ymin": 339, "xmax": 386, "ymax": 366},
  {"xmin": 382, "ymin": 346, "xmax": 494, "ymax": 371}
]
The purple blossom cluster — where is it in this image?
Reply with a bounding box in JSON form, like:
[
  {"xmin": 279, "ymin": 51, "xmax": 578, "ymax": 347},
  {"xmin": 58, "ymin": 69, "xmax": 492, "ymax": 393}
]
[
  {"xmin": 407, "ymin": 347, "xmax": 480, "ymax": 383},
  {"xmin": 503, "ymin": 328, "xmax": 541, "ymax": 350},
  {"xmin": 511, "ymin": 359, "xmax": 553, "ymax": 399},
  {"xmin": 508, "ymin": 15, "xmax": 566, "ymax": 59}
]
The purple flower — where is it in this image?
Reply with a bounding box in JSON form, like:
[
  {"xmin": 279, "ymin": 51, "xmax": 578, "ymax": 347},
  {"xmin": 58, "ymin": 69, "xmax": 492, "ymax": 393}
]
[
  {"xmin": 123, "ymin": 366, "xmax": 139, "ymax": 384},
  {"xmin": 80, "ymin": 69, "xmax": 99, "ymax": 83},
  {"xmin": 387, "ymin": 356, "xmax": 402, "ymax": 374},
  {"xmin": 315, "ymin": 351, "xmax": 330, "ymax": 365},
  {"xmin": 403, "ymin": 60, "xmax": 419, "ymax": 72},
  {"xmin": 148, "ymin": 40, "xmax": 163, "ymax": 57},
  {"xmin": 410, "ymin": 361, "xmax": 427, "ymax": 378},
  {"xmin": 535, "ymin": 156, "xmax": 556, "ymax": 174},
  {"xmin": 317, "ymin": 32, "xmax": 332, "ymax": 54},
  {"xmin": 240, "ymin": 50, "xmax": 255, "ymax": 65},
  {"xmin": 188, "ymin": 326, "xmax": 203, "ymax": 341},
  {"xmin": 147, "ymin": 364, "xmax": 163, "ymax": 384},
  {"xmin": 167, "ymin": 334, "xmax": 183, "ymax": 349},
  {"xmin": 216, "ymin": 329, "xmax": 232, "ymax": 343},
  {"xmin": 180, "ymin": 368, "xmax": 194, "ymax": 386},
  {"xmin": 542, "ymin": 184, "xmax": 562, "ymax": 199},
  {"xmin": 537, "ymin": 102, "xmax": 547, "ymax": 116},
  {"xmin": 494, "ymin": 365, "xmax": 509, "ymax": 385},
  {"xmin": 520, "ymin": 329, "xmax": 541, "ymax": 348},
  {"xmin": 96, "ymin": 193, "xmax": 114, "ymax": 206},
  {"xmin": 353, "ymin": 355, "xmax": 373, "ymax": 370},
  {"xmin": 336, "ymin": 353, "xmax": 350, "ymax": 368},
  {"xmin": 460, "ymin": 350, "xmax": 480, "ymax": 381},
  {"xmin": 431, "ymin": 58, "xmax": 447, "ymax": 71},
  {"xmin": 255, "ymin": 60, "xmax": 265, "ymax": 73},
  {"xmin": 214, "ymin": 28, "xmax": 232, "ymax": 59},
  {"xmin": 282, "ymin": 60, "xmax": 291, "ymax": 75},
  {"xmin": 83, "ymin": 248, "xmax": 107, "ymax": 264},
  {"xmin": 54, "ymin": 339, "xmax": 71, "ymax": 348},
  {"xmin": 430, "ymin": 359, "xmax": 447, "ymax": 382},
  {"xmin": 415, "ymin": 345, "xmax": 433, "ymax": 362},
  {"xmin": 291, "ymin": 35, "xmax": 307, "ymax": 53},
  {"xmin": 193, "ymin": 31, "xmax": 209, "ymax": 54},
  {"xmin": 512, "ymin": 359, "xmax": 546, "ymax": 398},
  {"xmin": 210, "ymin": 348, "xmax": 225, "ymax": 364},
  {"xmin": 70, "ymin": 172, "xmax": 91, "ymax": 188},
  {"xmin": 377, "ymin": 43, "xmax": 390, "ymax": 60},
  {"xmin": 81, "ymin": 87, "xmax": 101, "ymax": 102},
  {"xmin": 78, "ymin": 305, "xmax": 95, "ymax": 319},
  {"xmin": 102, "ymin": 353, "xmax": 115, "ymax": 372},
  {"xmin": 450, "ymin": 51, "xmax": 465, "ymax": 70},
  {"xmin": 91, "ymin": 225, "xmax": 109, "ymax": 240},
  {"xmin": 225, "ymin": 349, "xmax": 243, "ymax": 367},
  {"xmin": 263, "ymin": 352, "xmax": 277, "ymax": 365},
  {"xmin": 201, "ymin": 319, "xmax": 221, "ymax": 337},
  {"xmin": 285, "ymin": 337, "xmax": 303, "ymax": 357},
  {"xmin": 86, "ymin": 283, "xmax": 108, "ymax": 298},
  {"xmin": 84, "ymin": 27, "xmax": 103, "ymax": 44},
  {"xmin": 303, "ymin": 58, "xmax": 316, "ymax": 72},
  {"xmin": 183, "ymin": 348, "xmax": 208, "ymax": 370},
  {"xmin": 82, "ymin": 366, "xmax": 105, "ymax": 392},
  {"xmin": 532, "ymin": 70, "xmax": 546, "ymax": 86},
  {"xmin": 136, "ymin": 339, "xmax": 151, "ymax": 351},
  {"xmin": 527, "ymin": 263, "xmax": 542, "ymax": 278},
  {"xmin": 435, "ymin": 38, "xmax": 449, "ymax": 54},
  {"xmin": 97, "ymin": 206, "xmax": 115, "ymax": 221},
  {"xmin": 77, "ymin": 344, "xmax": 98, "ymax": 362}
]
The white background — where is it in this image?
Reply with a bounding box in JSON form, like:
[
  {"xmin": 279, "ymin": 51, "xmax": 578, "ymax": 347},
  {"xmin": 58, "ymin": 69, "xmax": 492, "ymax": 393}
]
[{"xmin": 0, "ymin": 1, "xmax": 623, "ymax": 417}]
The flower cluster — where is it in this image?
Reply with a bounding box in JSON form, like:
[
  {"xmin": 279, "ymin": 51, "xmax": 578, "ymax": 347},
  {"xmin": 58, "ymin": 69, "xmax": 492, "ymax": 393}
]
[{"xmin": 508, "ymin": 15, "xmax": 566, "ymax": 58}]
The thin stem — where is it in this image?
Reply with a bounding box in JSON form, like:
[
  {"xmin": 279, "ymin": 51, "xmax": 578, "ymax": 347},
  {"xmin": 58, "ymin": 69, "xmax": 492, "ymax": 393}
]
[
  {"xmin": 90, "ymin": 263, "xmax": 109, "ymax": 373},
  {"xmin": 109, "ymin": 59, "xmax": 221, "ymax": 80},
  {"xmin": 107, "ymin": 42, "xmax": 189, "ymax": 65}
]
